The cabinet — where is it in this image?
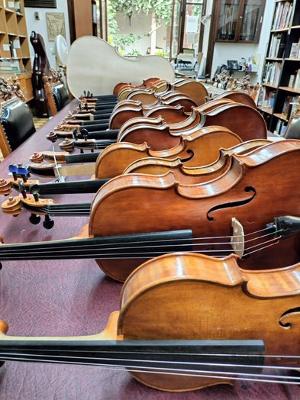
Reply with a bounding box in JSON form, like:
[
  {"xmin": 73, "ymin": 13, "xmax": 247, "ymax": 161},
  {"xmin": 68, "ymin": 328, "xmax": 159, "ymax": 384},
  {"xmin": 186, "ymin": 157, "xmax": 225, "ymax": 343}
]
[
  {"xmin": 0, "ymin": 0, "xmax": 33, "ymax": 102},
  {"xmin": 215, "ymin": 0, "xmax": 265, "ymax": 43}
]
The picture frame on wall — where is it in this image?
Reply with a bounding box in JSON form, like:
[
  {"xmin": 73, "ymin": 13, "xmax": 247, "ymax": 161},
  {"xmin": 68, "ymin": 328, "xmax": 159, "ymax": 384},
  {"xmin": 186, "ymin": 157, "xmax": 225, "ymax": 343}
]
[{"xmin": 46, "ymin": 12, "xmax": 66, "ymax": 41}]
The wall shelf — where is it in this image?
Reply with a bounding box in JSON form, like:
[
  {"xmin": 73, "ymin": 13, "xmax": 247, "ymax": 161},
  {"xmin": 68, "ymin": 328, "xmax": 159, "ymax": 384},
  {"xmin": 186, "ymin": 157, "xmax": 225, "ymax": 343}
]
[
  {"xmin": 258, "ymin": 0, "xmax": 300, "ymax": 134},
  {"xmin": 0, "ymin": 0, "xmax": 32, "ymax": 101}
]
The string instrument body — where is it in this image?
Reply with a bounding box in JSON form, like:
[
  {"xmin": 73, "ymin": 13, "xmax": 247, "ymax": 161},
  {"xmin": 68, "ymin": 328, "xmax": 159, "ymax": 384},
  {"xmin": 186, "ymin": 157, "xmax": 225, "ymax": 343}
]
[
  {"xmin": 199, "ymin": 103, "xmax": 267, "ymax": 140},
  {"xmin": 1, "ymin": 140, "xmax": 270, "ymax": 218},
  {"xmin": 89, "ymin": 140, "xmax": 300, "ymax": 281},
  {"xmin": 66, "ymin": 36, "xmax": 175, "ymax": 97},
  {"xmin": 94, "ymin": 126, "xmax": 242, "ymax": 178},
  {"xmin": 109, "ymin": 103, "xmax": 188, "ymax": 129},
  {"xmin": 119, "ymin": 252, "xmax": 300, "ymax": 390},
  {"xmin": 170, "ymin": 79, "xmax": 208, "ymax": 106},
  {"xmin": 1, "ymin": 253, "xmax": 300, "ymax": 391},
  {"xmin": 123, "ymin": 139, "xmax": 272, "ymax": 180},
  {"xmin": 214, "ymin": 91, "xmax": 257, "ymax": 108}
]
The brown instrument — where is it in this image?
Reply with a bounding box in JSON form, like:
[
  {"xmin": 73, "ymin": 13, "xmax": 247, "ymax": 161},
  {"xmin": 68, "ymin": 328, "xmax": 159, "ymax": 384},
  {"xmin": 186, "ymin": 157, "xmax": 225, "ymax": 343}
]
[
  {"xmin": 0, "ymin": 141, "xmax": 299, "ymax": 283},
  {"xmin": 1, "ymin": 251, "xmax": 300, "ymax": 391},
  {"xmin": 28, "ymin": 126, "xmax": 243, "ymax": 179},
  {"xmin": 1, "ymin": 139, "xmax": 271, "ymax": 221}
]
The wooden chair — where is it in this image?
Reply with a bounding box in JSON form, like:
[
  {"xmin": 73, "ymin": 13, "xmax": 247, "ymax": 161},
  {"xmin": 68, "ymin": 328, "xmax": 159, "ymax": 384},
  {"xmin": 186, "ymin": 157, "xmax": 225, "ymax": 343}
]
[{"xmin": 43, "ymin": 69, "xmax": 69, "ymax": 117}]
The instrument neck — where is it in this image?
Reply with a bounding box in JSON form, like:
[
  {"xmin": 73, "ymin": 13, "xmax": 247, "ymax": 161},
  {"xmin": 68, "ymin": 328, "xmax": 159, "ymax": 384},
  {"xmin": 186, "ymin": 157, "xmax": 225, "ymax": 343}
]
[
  {"xmin": 0, "ymin": 230, "xmax": 192, "ymax": 261},
  {"xmin": 0, "ymin": 338, "xmax": 264, "ymax": 373},
  {"xmin": 30, "ymin": 179, "xmax": 107, "ymax": 195}
]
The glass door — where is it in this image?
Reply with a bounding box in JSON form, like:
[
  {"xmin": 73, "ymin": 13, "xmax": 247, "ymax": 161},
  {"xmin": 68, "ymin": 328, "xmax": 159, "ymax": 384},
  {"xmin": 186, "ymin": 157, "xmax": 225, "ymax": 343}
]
[
  {"xmin": 216, "ymin": 0, "xmax": 240, "ymax": 41},
  {"xmin": 239, "ymin": 0, "xmax": 264, "ymax": 42},
  {"xmin": 170, "ymin": 0, "xmax": 182, "ymax": 60},
  {"xmin": 181, "ymin": 0, "xmax": 203, "ymax": 54}
]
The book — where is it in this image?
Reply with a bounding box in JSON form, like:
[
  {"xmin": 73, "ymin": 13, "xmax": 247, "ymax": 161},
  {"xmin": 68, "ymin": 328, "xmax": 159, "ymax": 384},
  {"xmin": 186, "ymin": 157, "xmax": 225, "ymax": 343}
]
[{"xmin": 272, "ymin": 1, "xmax": 293, "ymax": 30}]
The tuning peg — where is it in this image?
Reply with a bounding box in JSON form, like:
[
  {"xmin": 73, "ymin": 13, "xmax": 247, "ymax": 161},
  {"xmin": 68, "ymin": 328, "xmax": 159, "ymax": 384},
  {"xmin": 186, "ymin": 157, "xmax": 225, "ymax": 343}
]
[
  {"xmin": 29, "ymin": 213, "xmax": 41, "ymax": 225},
  {"xmin": 59, "ymin": 139, "xmax": 74, "ymax": 153},
  {"xmin": 47, "ymin": 131, "xmax": 57, "ymax": 142},
  {"xmin": 72, "ymin": 128, "xmax": 78, "ymax": 140},
  {"xmin": 80, "ymin": 128, "xmax": 88, "ymax": 140},
  {"xmin": 18, "ymin": 181, "xmax": 27, "ymax": 199},
  {"xmin": 30, "ymin": 152, "xmax": 43, "ymax": 163},
  {"xmin": 1, "ymin": 196, "xmax": 22, "ymax": 216},
  {"xmin": 0, "ymin": 179, "xmax": 11, "ymax": 196},
  {"xmin": 32, "ymin": 190, "xmax": 39, "ymax": 202},
  {"xmin": 43, "ymin": 215, "xmax": 54, "ymax": 230}
]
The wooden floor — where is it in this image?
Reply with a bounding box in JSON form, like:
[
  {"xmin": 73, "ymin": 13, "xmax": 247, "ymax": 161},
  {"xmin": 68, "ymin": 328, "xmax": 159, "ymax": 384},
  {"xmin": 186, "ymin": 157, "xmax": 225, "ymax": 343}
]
[{"xmin": 0, "ymin": 117, "xmax": 48, "ymax": 161}]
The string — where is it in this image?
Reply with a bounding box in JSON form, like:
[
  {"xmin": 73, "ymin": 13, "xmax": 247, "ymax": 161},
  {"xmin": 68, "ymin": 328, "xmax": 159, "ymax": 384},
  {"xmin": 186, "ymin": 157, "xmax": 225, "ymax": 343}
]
[
  {"xmin": 0, "ymin": 354, "xmax": 300, "ymax": 385},
  {"xmin": 0, "ymin": 236, "xmax": 281, "ymax": 260},
  {"xmin": 0, "ymin": 226, "xmax": 281, "ymax": 252}
]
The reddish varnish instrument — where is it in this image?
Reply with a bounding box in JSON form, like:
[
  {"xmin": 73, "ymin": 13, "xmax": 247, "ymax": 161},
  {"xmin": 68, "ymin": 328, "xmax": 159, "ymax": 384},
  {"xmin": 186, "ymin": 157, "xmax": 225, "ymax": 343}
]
[
  {"xmin": 0, "ymin": 252, "xmax": 300, "ymax": 391},
  {"xmin": 90, "ymin": 140, "xmax": 300, "ymax": 280},
  {"xmin": 94, "ymin": 126, "xmax": 242, "ymax": 178},
  {"xmin": 214, "ymin": 90, "xmax": 257, "ymax": 108}
]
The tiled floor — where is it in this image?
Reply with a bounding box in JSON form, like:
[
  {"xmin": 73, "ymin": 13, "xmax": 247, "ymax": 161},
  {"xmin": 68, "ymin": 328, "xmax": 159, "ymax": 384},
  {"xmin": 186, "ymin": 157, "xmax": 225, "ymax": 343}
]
[{"xmin": 0, "ymin": 117, "xmax": 49, "ymax": 162}]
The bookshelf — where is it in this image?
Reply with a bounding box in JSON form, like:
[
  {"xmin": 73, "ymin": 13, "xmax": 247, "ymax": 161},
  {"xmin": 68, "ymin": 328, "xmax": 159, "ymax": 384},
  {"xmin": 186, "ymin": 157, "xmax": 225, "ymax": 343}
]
[
  {"xmin": 0, "ymin": 0, "xmax": 33, "ymax": 102},
  {"xmin": 258, "ymin": 0, "xmax": 300, "ymax": 135}
]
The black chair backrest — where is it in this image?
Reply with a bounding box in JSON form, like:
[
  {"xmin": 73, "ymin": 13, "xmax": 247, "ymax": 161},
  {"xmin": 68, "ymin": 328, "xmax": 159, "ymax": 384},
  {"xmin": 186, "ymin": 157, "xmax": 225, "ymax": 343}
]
[
  {"xmin": 52, "ymin": 83, "xmax": 69, "ymax": 111},
  {"xmin": 284, "ymin": 117, "xmax": 300, "ymax": 140},
  {"xmin": 0, "ymin": 99, "xmax": 36, "ymax": 151}
]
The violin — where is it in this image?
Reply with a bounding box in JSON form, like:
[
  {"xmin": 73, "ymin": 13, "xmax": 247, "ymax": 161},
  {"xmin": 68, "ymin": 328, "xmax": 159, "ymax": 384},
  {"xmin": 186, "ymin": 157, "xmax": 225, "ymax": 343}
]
[
  {"xmin": 0, "ymin": 141, "xmax": 299, "ymax": 283},
  {"xmin": 1, "ymin": 250, "xmax": 300, "ymax": 391}
]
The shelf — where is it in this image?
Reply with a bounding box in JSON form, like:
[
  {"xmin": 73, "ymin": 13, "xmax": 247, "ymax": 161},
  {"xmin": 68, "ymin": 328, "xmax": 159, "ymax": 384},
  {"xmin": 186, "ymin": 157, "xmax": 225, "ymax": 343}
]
[
  {"xmin": 290, "ymin": 25, "xmax": 300, "ymax": 30},
  {"xmin": 273, "ymin": 113, "xmax": 289, "ymax": 122},
  {"xmin": 258, "ymin": 106, "xmax": 273, "ymax": 115},
  {"xmin": 265, "ymin": 57, "xmax": 283, "ymax": 61},
  {"xmin": 285, "ymin": 58, "xmax": 300, "ymax": 61},
  {"xmin": 271, "ymin": 27, "xmax": 289, "ymax": 33},
  {"xmin": 263, "ymin": 83, "xmax": 278, "ymax": 89},
  {"xmin": 279, "ymin": 86, "xmax": 300, "ymax": 94},
  {"xmin": 257, "ymin": 107, "xmax": 273, "ymax": 115}
]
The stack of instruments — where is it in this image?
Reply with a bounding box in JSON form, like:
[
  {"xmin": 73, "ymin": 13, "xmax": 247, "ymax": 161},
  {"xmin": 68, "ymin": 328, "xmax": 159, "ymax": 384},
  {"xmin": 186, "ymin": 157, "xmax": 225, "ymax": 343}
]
[{"xmin": 0, "ymin": 73, "xmax": 299, "ymax": 396}]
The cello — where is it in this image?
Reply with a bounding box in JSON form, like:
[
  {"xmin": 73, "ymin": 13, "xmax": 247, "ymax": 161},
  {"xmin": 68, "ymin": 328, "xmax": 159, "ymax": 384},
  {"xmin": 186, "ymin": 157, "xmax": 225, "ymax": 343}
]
[
  {"xmin": 2, "ymin": 139, "xmax": 271, "ymax": 221},
  {"xmin": 0, "ymin": 141, "xmax": 299, "ymax": 282},
  {"xmin": 1, "ymin": 250, "xmax": 300, "ymax": 391}
]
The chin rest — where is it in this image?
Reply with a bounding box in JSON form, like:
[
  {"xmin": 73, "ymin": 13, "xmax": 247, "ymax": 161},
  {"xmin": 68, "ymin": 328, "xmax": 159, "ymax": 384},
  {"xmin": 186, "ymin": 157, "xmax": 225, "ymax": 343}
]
[{"xmin": 0, "ymin": 98, "xmax": 36, "ymax": 153}]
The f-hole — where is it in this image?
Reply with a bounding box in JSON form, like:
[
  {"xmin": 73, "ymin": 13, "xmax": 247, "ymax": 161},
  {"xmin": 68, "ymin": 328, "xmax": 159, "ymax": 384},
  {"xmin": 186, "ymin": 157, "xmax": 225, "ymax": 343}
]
[
  {"xmin": 180, "ymin": 149, "xmax": 194, "ymax": 162},
  {"xmin": 207, "ymin": 186, "xmax": 256, "ymax": 221},
  {"xmin": 279, "ymin": 307, "xmax": 300, "ymax": 329}
]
